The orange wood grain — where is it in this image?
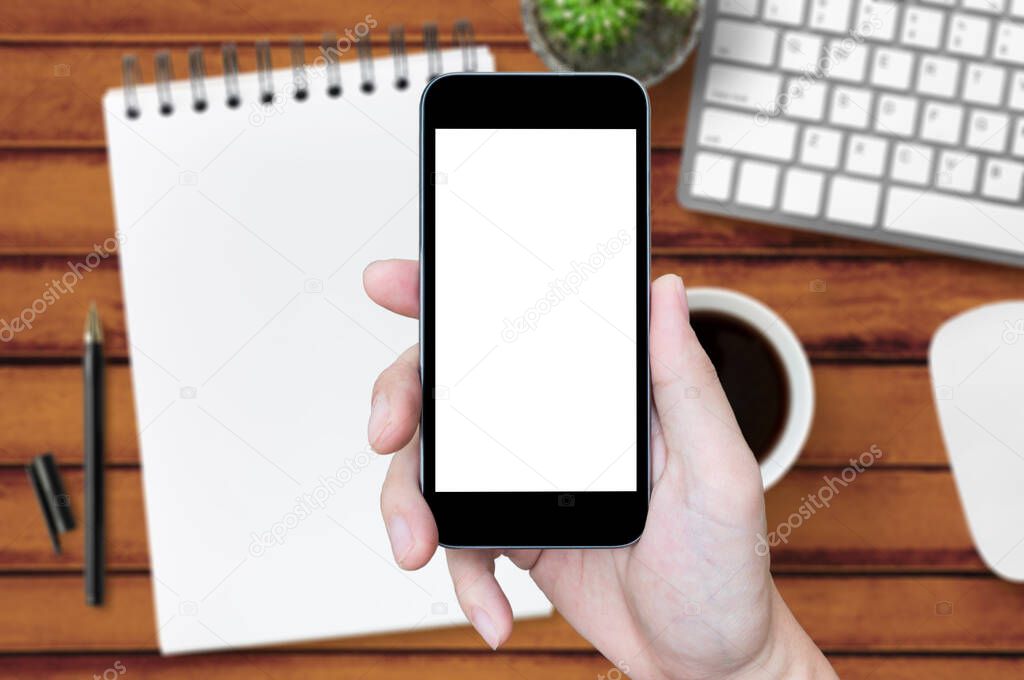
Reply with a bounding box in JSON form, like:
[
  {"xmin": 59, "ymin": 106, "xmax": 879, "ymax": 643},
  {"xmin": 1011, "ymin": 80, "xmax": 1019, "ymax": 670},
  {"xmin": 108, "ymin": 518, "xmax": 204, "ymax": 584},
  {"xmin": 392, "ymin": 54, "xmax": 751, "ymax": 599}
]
[
  {"xmin": 0, "ymin": 363, "xmax": 945, "ymax": 467},
  {"xmin": 0, "ymin": 254, "xmax": 1019, "ymax": 359},
  {"xmin": 0, "ymin": 1, "xmax": 527, "ymax": 40},
  {"xmin": 0, "ymin": 43, "xmax": 695, "ymax": 149},
  {"xmin": 2, "ymin": 0, "xmax": 1021, "ymax": 669},
  {"xmin": 2, "ymin": 574, "xmax": 1022, "ymax": 652},
  {"xmin": 0, "ymin": 653, "xmax": 615, "ymax": 680},
  {"xmin": 0, "ymin": 468, "xmax": 978, "ymax": 571},
  {"xmin": 0, "ymin": 653, "xmax": 1021, "ymax": 680}
]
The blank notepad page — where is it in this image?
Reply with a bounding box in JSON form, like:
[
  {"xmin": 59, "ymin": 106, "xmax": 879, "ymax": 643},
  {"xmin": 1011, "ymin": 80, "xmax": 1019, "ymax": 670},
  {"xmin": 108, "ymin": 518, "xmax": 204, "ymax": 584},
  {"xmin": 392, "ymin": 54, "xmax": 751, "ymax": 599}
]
[{"xmin": 103, "ymin": 44, "xmax": 551, "ymax": 654}]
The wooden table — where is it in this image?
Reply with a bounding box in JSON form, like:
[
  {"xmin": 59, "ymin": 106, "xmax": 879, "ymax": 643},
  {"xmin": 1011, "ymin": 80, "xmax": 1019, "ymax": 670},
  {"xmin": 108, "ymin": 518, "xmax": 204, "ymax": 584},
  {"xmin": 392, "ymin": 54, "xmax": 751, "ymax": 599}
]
[{"xmin": 2, "ymin": 1, "xmax": 1024, "ymax": 677}]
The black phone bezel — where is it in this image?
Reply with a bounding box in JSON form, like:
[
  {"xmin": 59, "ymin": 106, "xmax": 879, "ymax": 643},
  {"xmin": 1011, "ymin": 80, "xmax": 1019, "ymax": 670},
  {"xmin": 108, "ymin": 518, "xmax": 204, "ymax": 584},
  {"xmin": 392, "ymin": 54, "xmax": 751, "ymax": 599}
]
[{"xmin": 420, "ymin": 73, "xmax": 651, "ymax": 548}]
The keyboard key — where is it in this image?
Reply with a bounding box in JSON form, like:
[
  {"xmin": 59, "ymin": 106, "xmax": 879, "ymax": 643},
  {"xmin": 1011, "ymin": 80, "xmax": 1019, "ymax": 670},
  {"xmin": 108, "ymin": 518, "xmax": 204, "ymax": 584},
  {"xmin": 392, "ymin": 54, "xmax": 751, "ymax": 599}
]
[
  {"xmin": 846, "ymin": 134, "xmax": 889, "ymax": 176},
  {"xmin": 784, "ymin": 79, "xmax": 828, "ymax": 120},
  {"xmin": 963, "ymin": 63, "xmax": 1007, "ymax": 106},
  {"xmin": 936, "ymin": 150, "xmax": 979, "ymax": 194},
  {"xmin": 1015, "ymin": 118, "xmax": 1024, "ymax": 156},
  {"xmin": 698, "ymin": 108, "xmax": 797, "ymax": 161},
  {"xmin": 830, "ymin": 86, "xmax": 874, "ymax": 128},
  {"xmin": 891, "ymin": 143, "xmax": 934, "ymax": 186},
  {"xmin": 966, "ymin": 110, "xmax": 1011, "ymax": 153},
  {"xmin": 705, "ymin": 64, "xmax": 782, "ymax": 112},
  {"xmin": 719, "ymin": 0, "xmax": 760, "ymax": 17},
  {"xmin": 917, "ymin": 55, "xmax": 961, "ymax": 99},
  {"xmin": 871, "ymin": 47, "xmax": 914, "ymax": 90},
  {"xmin": 995, "ymin": 21, "xmax": 1024, "ymax": 66},
  {"xmin": 885, "ymin": 187, "xmax": 1024, "ymax": 255},
  {"xmin": 1010, "ymin": 71, "xmax": 1024, "ymax": 110},
  {"xmin": 712, "ymin": 20, "xmax": 779, "ymax": 67},
  {"xmin": 824, "ymin": 39, "xmax": 870, "ymax": 82},
  {"xmin": 921, "ymin": 102, "xmax": 965, "ymax": 145},
  {"xmin": 901, "ymin": 6, "xmax": 945, "ymax": 49},
  {"xmin": 855, "ymin": 0, "xmax": 900, "ymax": 42},
  {"xmin": 781, "ymin": 167, "xmax": 825, "ymax": 216},
  {"xmin": 982, "ymin": 159, "xmax": 1024, "ymax": 202},
  {"xmin": 1014, "ymin": 0, "xmax": 1024, "ymax": 18},
  {"xmin": 948, "ymin": 13, "xmax": 991, "ymax": 57},
  {"xmin": 809, "ymin": 0, "xmax": 853, "ymax": 33},
  {"xmin": 780, "ymin": 31, "xmax": 824, "ymax": 73},
  {"xmin": 736, "ymin": 160, "xmax": 780, "ymax": 208},
  {"xmin": 875, "ymin": 94, "xmax": 919, "ymax": 137},
  {"xmin": 827, "ymin": 175, "xmax": 881, "ymax": 226},
  {"xmin": 691, "ymin": 152, "xmax": 736, "ymax": 201},
  {"xmin": 763, "ymin": 0, "xmax": 806, "ymax": 25},
  {"xmin": 801, "ymin": 126, "xmax": 844, "ymax": 167},
  {"xmin": 962, "ymin": 0, "xmax": 1005, "ymax": 13}
]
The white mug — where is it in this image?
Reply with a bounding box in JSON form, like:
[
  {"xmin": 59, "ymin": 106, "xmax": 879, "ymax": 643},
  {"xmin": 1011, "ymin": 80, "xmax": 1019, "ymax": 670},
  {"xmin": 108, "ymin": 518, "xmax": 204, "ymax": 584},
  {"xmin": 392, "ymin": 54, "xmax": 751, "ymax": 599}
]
[{"xmin": 685, "ymin": 288, "xmax": 815, "ymax": 490}]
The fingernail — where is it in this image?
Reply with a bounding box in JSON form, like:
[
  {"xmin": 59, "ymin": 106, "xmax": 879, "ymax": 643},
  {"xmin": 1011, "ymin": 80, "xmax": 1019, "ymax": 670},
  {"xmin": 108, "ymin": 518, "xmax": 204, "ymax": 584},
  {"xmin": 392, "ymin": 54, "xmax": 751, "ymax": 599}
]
[
  {"xmin": 368, "ymin": 393, "xmax": 391, "ymax": 450},
  {"xmin": 470, "ymin": 607, "xmax": 501, "ymax": 650},
  {"xmin": 387, "ymin": 514, "xmax": 414, "ymax": 566},
  {"xmin": 673, "ymin": 274, "xmax": 686, "ymax": 306}
]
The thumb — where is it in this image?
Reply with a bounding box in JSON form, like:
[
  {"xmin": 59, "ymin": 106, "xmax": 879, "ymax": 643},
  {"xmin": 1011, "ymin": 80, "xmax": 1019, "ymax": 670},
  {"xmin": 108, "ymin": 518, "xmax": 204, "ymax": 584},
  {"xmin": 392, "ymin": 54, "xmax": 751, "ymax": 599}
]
[{"xmin": 649, "ymin": 275, "xmax": 759, "ymax": 489}]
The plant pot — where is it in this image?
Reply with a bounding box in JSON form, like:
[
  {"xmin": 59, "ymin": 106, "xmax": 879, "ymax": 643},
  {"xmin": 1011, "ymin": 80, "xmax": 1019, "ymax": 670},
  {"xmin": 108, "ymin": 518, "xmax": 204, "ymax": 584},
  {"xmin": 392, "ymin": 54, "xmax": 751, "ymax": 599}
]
[{"xmin": 521, "ymin": 0, "xmax": 703, "ymax": 86}]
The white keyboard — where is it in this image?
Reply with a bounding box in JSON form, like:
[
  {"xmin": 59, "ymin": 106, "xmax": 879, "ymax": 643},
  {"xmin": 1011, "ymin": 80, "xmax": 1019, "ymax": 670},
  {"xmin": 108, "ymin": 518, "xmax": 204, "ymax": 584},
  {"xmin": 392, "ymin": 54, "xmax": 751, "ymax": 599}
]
[{"xmin": 678, "ymin": 0, "xmax": 1024, "ymax": 266}]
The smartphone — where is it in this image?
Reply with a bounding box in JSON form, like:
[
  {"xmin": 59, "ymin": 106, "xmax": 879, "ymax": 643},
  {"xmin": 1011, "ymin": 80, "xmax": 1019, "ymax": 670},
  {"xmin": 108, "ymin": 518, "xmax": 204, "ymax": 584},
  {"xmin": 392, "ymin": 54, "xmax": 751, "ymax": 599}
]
[{"xmin": 420, "ymin": 73, "xmax": 650, "ymax": 548}]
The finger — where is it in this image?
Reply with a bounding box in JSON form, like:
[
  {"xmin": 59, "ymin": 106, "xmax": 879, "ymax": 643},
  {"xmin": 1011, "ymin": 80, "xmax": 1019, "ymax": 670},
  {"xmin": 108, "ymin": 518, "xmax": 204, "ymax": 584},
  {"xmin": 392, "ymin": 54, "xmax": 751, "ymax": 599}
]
[
  {"xmin": 369, "ymin": 345, "xmax": 421, "ymax": 454},
  {"xmin": 503, "ymin": 549, "xmax": 542, "ymax": 571},
  {"xmin": 363, "ymin": 259, "xmax": 419, "ymax": 318},
  {"xmin": 447, "ymin": 549, "xmax": 514, "ymax": 650},
  {"xmin": 649, "ymin": 275, "xmax": 754, "ymax": 480},
  {"xmin": 381, "ymin": 434, "xmax": 438, "ymax": 570}
]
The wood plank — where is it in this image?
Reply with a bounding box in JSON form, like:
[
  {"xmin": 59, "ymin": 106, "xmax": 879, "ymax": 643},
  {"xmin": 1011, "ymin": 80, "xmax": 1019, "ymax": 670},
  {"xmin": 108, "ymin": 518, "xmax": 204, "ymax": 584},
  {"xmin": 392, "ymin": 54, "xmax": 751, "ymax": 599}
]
[
  {"xmin": 0, "ymin": 43, "xmax": 695, "ymax": 149},
  {"xmin": 0, "ymin": 149, "xmax": 894, "ymax": 255},
  {"xmin": 828, "ymin": 656, "xmax": 1024, "ymax": 679},
  {"xmin": 0, "ymin": 653, "xmax": 1022, "ymax": 680},
  {"xmin": 0, "ymin": 573, "xmax": 584, "ymax": 652},
  {"xmin": 651, "ymin": 255, "xmax": 1024, "ymax": 360},
  {"xmin": 0, "ymin": 468, "xmax": 978, "ymax": 571},
  {"xmin": 0, "ymin": 254, "xmax": 1019, "ymax": 359},
  {"xmin": 0, "ymin": 1, "xmax": 527, "ymax": 39},
  {"xmin": 0, "ymin": 653, "xmax": 615, "ymax": 680},
  {"xmin": 2, "ymin": 574, "xmax": 1023, "ymax": 652},
  {"xmin": 0, "ymin": 363, "xmax": 945, "ymax": 467}
]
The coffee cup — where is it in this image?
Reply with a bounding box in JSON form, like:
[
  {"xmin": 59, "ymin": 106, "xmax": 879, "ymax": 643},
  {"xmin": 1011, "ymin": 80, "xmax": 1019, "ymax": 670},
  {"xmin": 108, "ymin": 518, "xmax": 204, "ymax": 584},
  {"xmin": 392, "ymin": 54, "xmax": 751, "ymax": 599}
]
[{"xmin": 686, "ymin": 287, "xmax": 815, "ymax": 490}]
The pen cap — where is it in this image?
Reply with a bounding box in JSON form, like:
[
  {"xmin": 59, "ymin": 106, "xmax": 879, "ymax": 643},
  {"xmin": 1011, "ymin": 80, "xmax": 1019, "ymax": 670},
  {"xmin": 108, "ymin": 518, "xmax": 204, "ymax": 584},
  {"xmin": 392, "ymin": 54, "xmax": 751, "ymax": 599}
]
[{"xmin": 30, "ymin": 453, "xmax": 75, "ymax": 533}]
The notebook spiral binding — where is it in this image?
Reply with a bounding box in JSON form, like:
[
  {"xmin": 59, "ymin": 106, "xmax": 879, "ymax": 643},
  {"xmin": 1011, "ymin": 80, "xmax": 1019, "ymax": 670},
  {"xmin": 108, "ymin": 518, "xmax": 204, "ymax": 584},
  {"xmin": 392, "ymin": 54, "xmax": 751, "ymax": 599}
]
[{"xmin": 120, "ymin": 20, "xmax": 478, "ymax": 119}]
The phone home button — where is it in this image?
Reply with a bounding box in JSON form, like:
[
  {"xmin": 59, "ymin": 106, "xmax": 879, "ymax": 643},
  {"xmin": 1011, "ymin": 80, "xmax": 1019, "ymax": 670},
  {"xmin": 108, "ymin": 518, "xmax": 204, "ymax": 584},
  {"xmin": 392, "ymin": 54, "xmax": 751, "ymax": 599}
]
[{"xmin": 557, "ymin": 494, "xmax": 575, "ymax": 508}]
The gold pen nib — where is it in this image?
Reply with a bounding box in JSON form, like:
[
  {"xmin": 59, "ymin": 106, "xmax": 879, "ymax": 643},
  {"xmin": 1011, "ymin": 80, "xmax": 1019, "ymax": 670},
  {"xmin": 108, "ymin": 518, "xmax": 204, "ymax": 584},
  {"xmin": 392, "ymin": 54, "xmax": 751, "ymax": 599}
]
[{"xmin": 85, "ymin": 302, "xmax": 103, "ymax": 344}]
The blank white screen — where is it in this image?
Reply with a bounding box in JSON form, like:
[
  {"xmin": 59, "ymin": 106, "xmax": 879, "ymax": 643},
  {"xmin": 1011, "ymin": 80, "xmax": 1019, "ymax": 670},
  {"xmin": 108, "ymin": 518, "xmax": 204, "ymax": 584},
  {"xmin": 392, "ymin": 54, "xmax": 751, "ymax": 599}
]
[{"xmin": 434, "ymin": 128, "xmax": 637, "ymax": 492}]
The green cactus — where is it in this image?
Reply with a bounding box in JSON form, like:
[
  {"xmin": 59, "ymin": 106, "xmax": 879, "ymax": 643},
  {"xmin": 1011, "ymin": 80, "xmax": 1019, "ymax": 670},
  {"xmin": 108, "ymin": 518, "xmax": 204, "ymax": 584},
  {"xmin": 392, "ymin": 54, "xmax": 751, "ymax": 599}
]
[
  {"xmin": 537, "ymin": 0, "xmax": 698, "ymax": 56},
  {"xmin": 662, "ymin": 0, "xmax": 696, "ymax": 15},
  {"xmin": 537, "ymin": 0, "xmax": 647, "ymax": 55}
]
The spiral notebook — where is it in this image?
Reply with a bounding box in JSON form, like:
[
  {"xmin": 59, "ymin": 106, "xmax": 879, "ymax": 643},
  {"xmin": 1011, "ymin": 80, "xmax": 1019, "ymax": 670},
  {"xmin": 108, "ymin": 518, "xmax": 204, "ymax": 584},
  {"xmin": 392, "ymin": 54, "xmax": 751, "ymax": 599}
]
[{"xmin": 102, "ymin": 25, "xmax": 551, "ymax": 655}]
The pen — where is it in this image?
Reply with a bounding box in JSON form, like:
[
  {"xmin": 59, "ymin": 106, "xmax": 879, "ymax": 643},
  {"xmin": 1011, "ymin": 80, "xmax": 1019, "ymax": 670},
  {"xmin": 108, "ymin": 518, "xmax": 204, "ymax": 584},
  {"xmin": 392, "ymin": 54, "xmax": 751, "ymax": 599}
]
[{"xmin": 84, "ymin": 302, "xmax": 105, "ymax": 606}]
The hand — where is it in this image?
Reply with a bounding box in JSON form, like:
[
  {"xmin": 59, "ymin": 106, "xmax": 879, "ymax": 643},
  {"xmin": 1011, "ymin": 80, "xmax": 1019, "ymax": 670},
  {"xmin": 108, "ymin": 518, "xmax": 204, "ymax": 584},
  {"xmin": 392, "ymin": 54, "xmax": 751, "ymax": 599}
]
[{"xmin": 364, "ymin": 260, "xmax": 837, "ymax": 680}]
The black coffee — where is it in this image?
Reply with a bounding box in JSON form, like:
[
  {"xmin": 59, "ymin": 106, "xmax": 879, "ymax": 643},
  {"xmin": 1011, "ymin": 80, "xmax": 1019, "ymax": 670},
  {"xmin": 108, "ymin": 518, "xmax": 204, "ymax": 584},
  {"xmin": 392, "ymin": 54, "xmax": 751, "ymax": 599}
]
[{"xmin": 690, "ymin": 311, "xmax": 789, "ymax": 460}]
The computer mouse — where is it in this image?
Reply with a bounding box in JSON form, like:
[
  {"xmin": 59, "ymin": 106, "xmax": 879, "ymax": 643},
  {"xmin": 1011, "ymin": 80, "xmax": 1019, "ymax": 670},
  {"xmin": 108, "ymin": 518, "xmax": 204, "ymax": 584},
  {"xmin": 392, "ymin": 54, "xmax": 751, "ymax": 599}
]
[{"xmin": 930, "ymin": 301, "xmax": 1024, "ymax": 582}]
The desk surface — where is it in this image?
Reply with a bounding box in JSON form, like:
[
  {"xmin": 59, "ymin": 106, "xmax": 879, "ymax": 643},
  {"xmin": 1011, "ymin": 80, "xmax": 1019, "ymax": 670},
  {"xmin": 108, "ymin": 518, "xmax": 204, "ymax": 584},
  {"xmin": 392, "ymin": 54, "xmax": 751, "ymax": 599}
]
[{"xmin": 1, "ymin": 1, "xmax": 1024, "ymax": 678}]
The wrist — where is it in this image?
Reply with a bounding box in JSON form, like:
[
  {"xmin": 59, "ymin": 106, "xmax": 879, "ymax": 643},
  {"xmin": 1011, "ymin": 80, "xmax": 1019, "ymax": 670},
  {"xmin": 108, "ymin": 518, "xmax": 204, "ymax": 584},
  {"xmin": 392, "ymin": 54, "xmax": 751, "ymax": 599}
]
[{"xmin": 725, "ymin": 585, "xmax": 837, "ymax": 680}]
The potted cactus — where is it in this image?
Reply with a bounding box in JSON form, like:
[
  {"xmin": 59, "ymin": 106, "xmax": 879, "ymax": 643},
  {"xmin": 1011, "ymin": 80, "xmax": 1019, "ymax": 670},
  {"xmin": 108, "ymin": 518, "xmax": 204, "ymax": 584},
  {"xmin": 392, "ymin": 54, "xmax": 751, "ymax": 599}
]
[{"xmin": 522, "ymin": 0, "xmax": 702, "ymax": 85}]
